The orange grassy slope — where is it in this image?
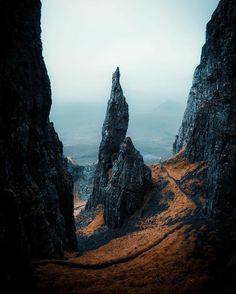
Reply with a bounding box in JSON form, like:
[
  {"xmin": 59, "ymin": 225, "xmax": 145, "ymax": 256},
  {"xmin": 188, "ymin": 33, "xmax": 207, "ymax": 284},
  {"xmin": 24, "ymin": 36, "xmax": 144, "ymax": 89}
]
[{"xmin": 35, "ymin": 151, "xmax": 227, "ymax": 294}]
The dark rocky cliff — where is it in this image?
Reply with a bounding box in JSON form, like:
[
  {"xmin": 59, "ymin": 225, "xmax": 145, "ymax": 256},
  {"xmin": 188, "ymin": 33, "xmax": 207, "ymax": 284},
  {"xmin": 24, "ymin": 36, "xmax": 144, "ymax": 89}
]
[
  {"xmin": 0, "ymin": 0, "xmax": 76, "ymax": 288},
  {"xmin": 174, "ymin": 0, "xmax": 236, "ymax": 216}
]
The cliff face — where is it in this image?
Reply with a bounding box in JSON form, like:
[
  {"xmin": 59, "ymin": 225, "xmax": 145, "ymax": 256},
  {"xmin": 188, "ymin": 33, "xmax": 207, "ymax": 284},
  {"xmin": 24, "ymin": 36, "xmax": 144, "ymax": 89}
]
[
  {"xmin": 0, "ymin": 0, "xmax": 76, "ymax": 287},
  {"xmin": 174, "ymin": 0, "xmax": 236, "ymax": 215},
  {"xmin": 87, "ymin": 67, "xmax": 129, "ymax": 208}
]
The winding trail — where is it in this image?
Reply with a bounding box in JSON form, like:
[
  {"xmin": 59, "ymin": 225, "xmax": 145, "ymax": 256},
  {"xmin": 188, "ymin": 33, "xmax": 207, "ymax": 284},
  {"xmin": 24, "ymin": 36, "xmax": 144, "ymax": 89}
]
[
  {"xmin": 33, "ymin": 223, "xmax": 184, "ymax": 270},
  {"xmin": 163, "ymin": 166, "xmax": 189, "ymax": 197}
]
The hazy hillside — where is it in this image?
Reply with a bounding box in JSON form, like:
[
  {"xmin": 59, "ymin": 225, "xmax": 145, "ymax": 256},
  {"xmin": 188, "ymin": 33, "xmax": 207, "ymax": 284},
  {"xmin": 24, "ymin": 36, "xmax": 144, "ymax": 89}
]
[{"xmin": 50, "ymin": 100, "xmax": 185, "ymax": 164}]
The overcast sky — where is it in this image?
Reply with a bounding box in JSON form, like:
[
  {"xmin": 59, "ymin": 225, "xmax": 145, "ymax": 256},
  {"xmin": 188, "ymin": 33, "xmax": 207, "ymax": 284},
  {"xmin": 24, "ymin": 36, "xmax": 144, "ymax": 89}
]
[{"xmin": 41, "ymin": 0, "xmax": 219, "ymax": 110}]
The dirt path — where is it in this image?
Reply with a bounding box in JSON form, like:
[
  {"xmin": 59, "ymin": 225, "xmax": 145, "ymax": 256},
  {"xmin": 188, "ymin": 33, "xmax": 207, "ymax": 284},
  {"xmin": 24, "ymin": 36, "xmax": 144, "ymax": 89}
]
[
  {"xmin": 163, "ymin": 165, "xmax": 190, "ymax": 199},
  {"xmin": 33, "ymin": 223, "xmax": 184, "ymax": 270}
]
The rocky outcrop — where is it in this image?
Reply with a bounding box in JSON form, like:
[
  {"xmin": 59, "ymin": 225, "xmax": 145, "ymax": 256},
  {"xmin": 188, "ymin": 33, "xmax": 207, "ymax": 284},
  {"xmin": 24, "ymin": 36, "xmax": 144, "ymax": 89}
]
[
  {"xmin": 0, "ymin": 0, "xmax": 76, "ymax": 288},
  {"xmin": 87, "ymin": 67, "xmax": 129, "ymax": 208},
  {"xmin": 87, "ymin": 68, "xmax": 151, "ymax": 228},
  {"xmin": 174, "ymin": 0, "xmax": 236, "ymax": 215},
  {"xmin": 104, "ymin": 137, "xmax": 152, "ymax": 228}
]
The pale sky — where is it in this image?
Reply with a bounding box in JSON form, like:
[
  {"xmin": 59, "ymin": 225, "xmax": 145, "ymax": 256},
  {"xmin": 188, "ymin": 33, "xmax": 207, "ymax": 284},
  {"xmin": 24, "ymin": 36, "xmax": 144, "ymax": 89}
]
[{"xmin": 41, "ymin": 0, "xmax": 219, "ymax": 110}]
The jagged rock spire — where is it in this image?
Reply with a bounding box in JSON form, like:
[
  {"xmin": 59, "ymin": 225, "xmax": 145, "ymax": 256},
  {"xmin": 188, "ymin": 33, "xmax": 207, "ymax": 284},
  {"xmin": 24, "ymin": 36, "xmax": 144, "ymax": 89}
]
[
  {"xmin": 87, "ymin": 67, "xmax": 151, "ymax": 228},
  {"xmin": 112, "ymin": 66, "xmax": 120, "ymax": 84},
  {"xmin": 87, "ymin": 68, "xmax": 151, "ymax": 228},
  {"xmin": 86, "ymin": 68, "xmax": 129, "ymax": 208},
  {"xmin": 100, "ymin": 67, "xmax": 129, "ymax": 167}
]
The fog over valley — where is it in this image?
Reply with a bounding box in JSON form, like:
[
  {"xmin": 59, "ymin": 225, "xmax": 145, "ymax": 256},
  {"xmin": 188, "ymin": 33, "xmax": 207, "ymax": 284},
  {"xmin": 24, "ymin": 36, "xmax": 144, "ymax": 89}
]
[
  {"xmin": 42, "ymin": 0, "xmax": 219, "ymax": 165},
  {"xmin": 50, "ymin": 99, "xmax": 185, "ymax": 164}
]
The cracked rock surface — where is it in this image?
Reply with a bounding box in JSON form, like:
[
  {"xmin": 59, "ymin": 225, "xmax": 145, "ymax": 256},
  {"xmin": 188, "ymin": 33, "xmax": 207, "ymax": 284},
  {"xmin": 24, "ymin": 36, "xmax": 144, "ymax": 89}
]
[
  {"xmin": 87, "ymin": 69, "xmax": 151, "ymax": 228},
  {"xmin": 174, "ymin": 0, "xmax": 236, "ymax": 215}
]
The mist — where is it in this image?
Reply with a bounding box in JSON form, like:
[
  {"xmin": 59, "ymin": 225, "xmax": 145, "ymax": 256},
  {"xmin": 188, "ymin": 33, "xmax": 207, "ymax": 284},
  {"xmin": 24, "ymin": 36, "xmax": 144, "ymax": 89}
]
[{"xmin": 41, "ymin": 0, "xmax": 220, "ymax": 164}]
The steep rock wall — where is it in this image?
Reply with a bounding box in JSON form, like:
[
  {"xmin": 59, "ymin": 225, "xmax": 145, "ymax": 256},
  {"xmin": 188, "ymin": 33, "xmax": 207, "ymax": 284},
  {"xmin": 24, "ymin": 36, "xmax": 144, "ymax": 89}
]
[
  {"xmin": 174, "ymin": 0, "xmax": 236, "ymax": 215},
  {"xmin": 0, "ymin": 0, "xmax": 77, "ymax": 287}
]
